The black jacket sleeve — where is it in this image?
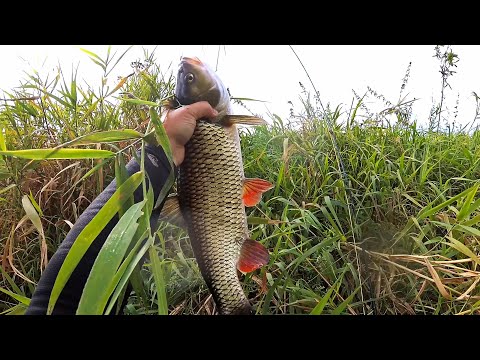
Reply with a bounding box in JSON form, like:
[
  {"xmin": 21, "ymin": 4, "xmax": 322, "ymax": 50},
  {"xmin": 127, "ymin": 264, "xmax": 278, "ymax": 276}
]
[{"xmin": 25, "ymin": 144, "xmax": 175, "ymax": 315}]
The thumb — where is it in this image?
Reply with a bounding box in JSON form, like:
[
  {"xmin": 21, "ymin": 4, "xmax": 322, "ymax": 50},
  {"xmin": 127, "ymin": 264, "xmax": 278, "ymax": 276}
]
[{"xmin": 181, "ymin": 101, "xmax": 218, "ymax": 121}]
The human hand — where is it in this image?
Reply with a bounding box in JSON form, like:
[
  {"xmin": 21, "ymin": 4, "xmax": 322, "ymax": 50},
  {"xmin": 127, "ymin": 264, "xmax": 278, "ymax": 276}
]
[{"xmin": 162, "ymin": 101, "xmax": 218, "ymax": 166}]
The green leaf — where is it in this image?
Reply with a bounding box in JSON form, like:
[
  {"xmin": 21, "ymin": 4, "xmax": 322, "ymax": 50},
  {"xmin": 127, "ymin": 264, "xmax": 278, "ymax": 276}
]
[
  {"xmin": 2, "ymin": 303, "xmax": 27, "ymax": 315},
  {"xmin": 457, "ymin": 183, "xmax": 480, "ymax": 221},
  {"xmin": 47, "ymin": 171, "xmax": 144, "ymax": 315},
  {"xmin": 0, "ymin": 148, "xmax": 115, "ymax": 160},
  {"xmin": 454, "ymin": 224, "xmax": 480, "ymax": 237},
  {"xmin": 79, "ymin": 158, "xmax": 112, "ymax": 182},
  {"xmin": 463, "ymin": 213, "xmax": 480, "ymax": 227},
  {"xmin": 402, "ymin": 193, "xmax": 423, "ymax": 208},
  {"xmin": 148, "ymin": 244, "xmax": 168, "ymax": 315},
  {"xmin": 261, "ymin": 268, "xmax": 287, "ymax": 315},
  {"xmin": 0, "ymin": 287, "xmax": 31, "ymax": 305},
  {"xmin": 445, "ymin": 236, "xmax": 480, "ymax": 266},
  {"xmin": 77, "ymin": 201, "xmax": 145, "ymax": 315},
  {"xmin": 106, "ymin": 46, "xmax": 134, "ymax": 77},
  {"xmin": 28, "ymin": 191, "xmax": 43, "ymax": 217},
  {"xmin": 118, "ymin": 98, "xmax": 159, "ymax": 107},
  {"xmin": 149, "ymin": 107, "xmax": 175, "ymax": 210},
  {"xmin": 80, "ymin": 48, "xmax": 107, "ymax": 71},
  {"xmin": 115, "ymin": 153, "xmax": 132, "ymax": 218},
  {"xmin": 66, "ymin": 129, "xmax": 143, "ymax": 147},
  {"xmin": 287, "ymin": 236, "xmax": 338, "ymax": 271},
  {"xmin": 21, "ymin": 195, "xmax": 45, "ymax": 245},
  {"xmin": 79, "ymin": 48, "xmax": 105, "ymax": 64},
  {"xmin": 41, "ymin": 89, "xmax": 73, "ymax": 109},
  {"xmin": 0, "ymin": 171, "xmax": 12, "ymax": 180},
  {"xmin": 331, "ymin": 286, "xmax": 360, "ymax": 315},
  {"xmin": 104, "ymin": 235, "xmax": 153, "ymax": 315},
  {"xmin": 0, "ymin": 184, "xmax": 16, "ymax": 196},
  {"xmin": 71, "ymin": 80, "xmax": 77, "ymax": 106},
  {"xmin": 128, "ymin": 264, "xmax": 149, "ymax": 311},
  {"xmin": 0, "ymin": 266, "xmax": 23, "ymax": 295},
  {"xmin": 310, "ymin": 267, "xmax": 347, "ymax": 315},
  {"xmin": 0, "ymin": 125, "xmax": 6, "ymax": 151},
  {"xmin": 310, "ymin": 284, "xmax": 335, "ymax": 315},
  {"xmin": 418, "ymin": 184, "xmax": 479, "ymax": 220}
]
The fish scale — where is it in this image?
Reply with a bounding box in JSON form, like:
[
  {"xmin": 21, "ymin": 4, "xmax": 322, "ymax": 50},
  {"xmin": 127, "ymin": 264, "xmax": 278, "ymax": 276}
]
[{"xmin": 178, "ymin": 120, "xmax": 252, "ymax": 315}]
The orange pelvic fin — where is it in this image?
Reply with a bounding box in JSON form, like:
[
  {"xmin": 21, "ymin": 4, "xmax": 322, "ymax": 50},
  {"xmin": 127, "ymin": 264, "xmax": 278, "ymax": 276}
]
[
  {"xmin": 243, "ymin": 178, "xmax": 274, "ymax": 207},
  {"xmin": 237, "ymin": 239, "xmax": 270, "ymax": 273}
]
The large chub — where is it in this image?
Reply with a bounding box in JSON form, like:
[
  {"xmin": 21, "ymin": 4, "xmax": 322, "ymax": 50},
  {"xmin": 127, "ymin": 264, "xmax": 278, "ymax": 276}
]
[{"xmin": 175, "ymin": 57, "xmax": 273, "ymax": 314}]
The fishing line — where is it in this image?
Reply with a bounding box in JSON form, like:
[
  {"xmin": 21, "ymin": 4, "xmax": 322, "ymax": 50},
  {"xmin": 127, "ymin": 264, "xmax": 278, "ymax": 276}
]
[{"xmin": 288, "ymin": 45, "xmax": 366, "ymax": 315}]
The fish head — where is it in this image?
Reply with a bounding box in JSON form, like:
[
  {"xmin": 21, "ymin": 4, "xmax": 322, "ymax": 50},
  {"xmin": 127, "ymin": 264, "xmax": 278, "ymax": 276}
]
[{"xmin": 175, "ymin": 56, "xmax": 230, "ymax": 118}]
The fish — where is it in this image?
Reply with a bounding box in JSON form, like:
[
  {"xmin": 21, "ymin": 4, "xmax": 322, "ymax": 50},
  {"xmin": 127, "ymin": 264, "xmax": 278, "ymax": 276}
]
[{"xmin": 161, "ymin": 56, "xmax": 273, "ymax": 315}]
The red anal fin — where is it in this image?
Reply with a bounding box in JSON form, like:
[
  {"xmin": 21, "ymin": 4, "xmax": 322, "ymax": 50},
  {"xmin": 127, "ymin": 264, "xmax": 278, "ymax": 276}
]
[
  {"xmin": 237, "ymin": 239, "xmax": 270, "ymax": 273},
  {"xmin": 243, "ymin": 178, "xmax": 274, "ymax": 207}
]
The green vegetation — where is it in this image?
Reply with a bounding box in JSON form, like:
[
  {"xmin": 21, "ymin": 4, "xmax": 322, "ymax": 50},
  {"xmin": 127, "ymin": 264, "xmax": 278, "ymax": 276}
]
[{"xmin": 1, "ymin": 46, "xmax": 479, "ymax": 315}]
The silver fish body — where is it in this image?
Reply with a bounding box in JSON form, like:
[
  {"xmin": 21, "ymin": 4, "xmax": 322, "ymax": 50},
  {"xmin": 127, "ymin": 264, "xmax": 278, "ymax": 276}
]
[
  {"xmin": 174, "ymin": 57, "xmax": 270, "ymax": 315},
  {"xmin": 178, "ymin": 121, "xmax": 252, "ymax": 314}
]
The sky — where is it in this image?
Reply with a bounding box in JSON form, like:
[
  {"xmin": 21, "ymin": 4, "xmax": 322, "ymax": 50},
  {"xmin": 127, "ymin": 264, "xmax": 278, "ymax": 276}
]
[{"xmin": 1, "ymin": 45, "xmax": 479, "ymax": 129}]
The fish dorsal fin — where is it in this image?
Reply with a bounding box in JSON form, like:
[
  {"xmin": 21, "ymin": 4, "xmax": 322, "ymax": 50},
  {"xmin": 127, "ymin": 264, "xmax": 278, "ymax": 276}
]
[
  {"xmin": 157, "ymin": 195, "xmax": 187, "ymax": 230},
  {"xmin": 221, "ymin": 115, "xmax": 267, "ymax": 126},
  {"xmin": 237, "ymin": 239, "xmax": 269, "ymax": 273},
  {"xmin": 243, "ymin": 178, "xmax": 274, "ymax": 207}
]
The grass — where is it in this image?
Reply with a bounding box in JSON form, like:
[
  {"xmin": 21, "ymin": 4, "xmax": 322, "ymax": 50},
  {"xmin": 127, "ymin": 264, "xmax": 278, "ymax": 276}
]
[{"xmin": 1, "ymin": 46, "xmax": 480, "ymax": 315}]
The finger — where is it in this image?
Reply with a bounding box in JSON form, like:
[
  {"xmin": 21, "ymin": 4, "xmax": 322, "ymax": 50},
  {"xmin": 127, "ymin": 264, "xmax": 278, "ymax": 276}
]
[{"xmin": 181, "ymin": 101, "xmax": 218, "ymax": 121}]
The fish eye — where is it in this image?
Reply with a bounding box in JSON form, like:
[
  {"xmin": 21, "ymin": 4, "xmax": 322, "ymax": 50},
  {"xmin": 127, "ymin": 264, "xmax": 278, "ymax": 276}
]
[{"xmin": 185, "ymin": 73, "xmax": 194, "ymax": 83}]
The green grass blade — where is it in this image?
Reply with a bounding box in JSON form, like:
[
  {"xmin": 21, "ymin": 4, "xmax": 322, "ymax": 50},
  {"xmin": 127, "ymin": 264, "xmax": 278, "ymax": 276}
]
[
  {"xmin": 115, "ymin": 153, "xmax": 132, "ymax": 218},
  {"xmin": 0, "ymin": 287, "xmax": 31, "ymax": 305},
  {"xmin": 310, "ymin": 284, "xmax": 335, "ymax": 315},
  {"xmin": 79, "ymin": 48, "xmax": 105, "ymax": 64},
  {"xmin": 2, "ymin": 303, "xmax": 27, "ymax": 315},
  {"xmin": 331, "ymin": 286, "xmax": 360, "ymax": 315},
  {"xmin": 418, "ymin": 184, "xmax": 479, "ymax": 220},
  {"xmin": 445, "ymin": 236, "xmax": 480, "ymax": 266},
  {"xmin": 454, "ymin": 224, "xmax": 480, "ymax": 237},
  {"xmin": 148, "ymin": 107, "xmax": 173, "ymax": 162},
  {"xmin": 148, "ymin": 243, "xmax": 168, "ymax": 315},
  {"xmin": 0, "ymin": 266, "xmax": 24, "ymax": 295},
  {"xmin": 0, "ymin": 148, "xmax": 115, "ymax": 160},
  {"xmin": 21, "ymin": 195, "xmax": 45, "ymax": 246},
  {"xmin": 149, "ymin": 106, "xmax": 175, "ymax": 210},
  {"xmin": 65, "ymin": 130, "xmax": 143, "ymax": 146},
  {"xmin": 42, "ymin": 90, "xmax": 73, "ymax": 109},
  {"xmin": 0, "ymin": 125, "xmax": 6, "ymax": 151},
  {"xmin": 47, "ymin": 171, "xmax": 144, "ymax": 314},
  {"xmin": 463, "ymin": 213, "xmax": 480, "ymax": 227},
  {"xmin": 0, "ymin": 184, "xmax": 16, "ymax": 196},
  {"xmin": 104, "ymin": 235, "xmax": 153, "ymax": 315},
  {"xmin": 76, "ymin": 201, "xmax": 145, "ymax": 315},
  {"xmin": 119, "ymin": 98, "xmax": 159, "ymax": 107},
  {"xmin": 106, "ymin": 46, "xmax": 134, "ymax": 77},
  {"xmin": 28, "ymin": 191, "xmax": 43, "ymax": 216},
  {"xmin": 79, "ymin": 158, "xmax": 112, "ymax": 182},
  {"xmin": 457, "ymin": 183, "xmax": 480, "ymax": 221},
  {"xmin": 311, "ymin": 266, "xmax": 347, "ymax": 315}
]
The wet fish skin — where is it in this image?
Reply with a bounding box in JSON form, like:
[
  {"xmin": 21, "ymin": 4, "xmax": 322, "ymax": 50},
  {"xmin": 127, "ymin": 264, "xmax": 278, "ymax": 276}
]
[{"xmin": 174, "ymin": 57, "xmax": 271, "ymax": 315}]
